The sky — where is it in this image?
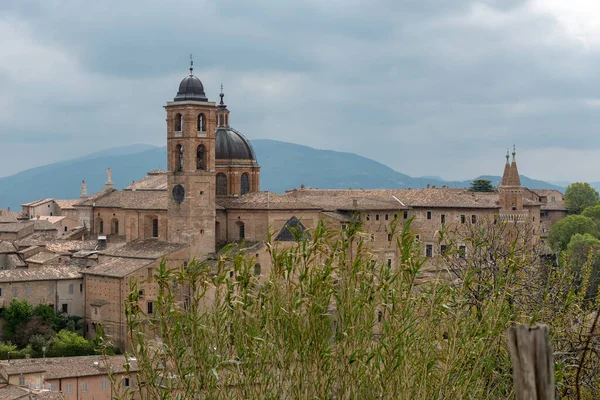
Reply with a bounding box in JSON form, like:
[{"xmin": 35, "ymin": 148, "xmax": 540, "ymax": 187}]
[{"xmin": 1, "ymin": 0, "xmax": 600, "ymax": 182}]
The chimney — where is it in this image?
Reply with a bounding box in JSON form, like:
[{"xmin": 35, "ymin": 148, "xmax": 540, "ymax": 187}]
[
  {"xmin": 80, "ymin": 180, "xmax": 88, "ymax": 199},
  {"xmin": 105, "ymin": 168, "xmax": 114, "ymax": 189},
  {"xmin": 426, "ymin": 184, "xmax": 430, "ymax": 189},
  {"xmin": 352, "ymin": 199, "xmax": 358, "ymax": 207}
]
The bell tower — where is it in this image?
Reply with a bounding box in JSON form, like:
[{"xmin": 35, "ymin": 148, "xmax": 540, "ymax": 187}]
[{"xmin": 165, "ymin": 58, "xmax": 217, "ymax": 257}]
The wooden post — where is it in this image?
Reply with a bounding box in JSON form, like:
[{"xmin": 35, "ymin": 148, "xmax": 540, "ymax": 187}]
[{"xmin": 507, "ymin": 324, "xmax": 554, "ymax": 400}]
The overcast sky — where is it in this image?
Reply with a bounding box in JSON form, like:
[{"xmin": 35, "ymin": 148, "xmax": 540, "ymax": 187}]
[{"xmin": 1, "ymin": 0, "xmax": 599, "ymax": 182}]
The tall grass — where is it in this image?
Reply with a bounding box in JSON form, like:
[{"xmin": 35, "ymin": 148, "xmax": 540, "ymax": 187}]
[{"xmin": 112, "ymin": 218, "xmax": 600, "ymax": 399}]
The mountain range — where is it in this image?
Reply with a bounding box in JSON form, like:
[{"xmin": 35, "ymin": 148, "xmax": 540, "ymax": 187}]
[{"xmin": 0, "ymin": 140, "xmax": 568, "ymax": 210}]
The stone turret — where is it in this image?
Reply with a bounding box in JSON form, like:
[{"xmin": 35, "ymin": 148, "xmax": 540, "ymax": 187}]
[{"xmin": 498, "ymin": 146, "xmax": 526, "ymax": 222}]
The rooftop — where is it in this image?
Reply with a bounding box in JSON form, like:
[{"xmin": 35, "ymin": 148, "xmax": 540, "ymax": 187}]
[
  {"xmin": 0, "ymin": 355, "xmax": 138, "ymax": 379},
  {"xmin": 0, "ymin": 210, "xmax": 21, "ymax": 224},
  {"xmin": 123, "ymin": 170, "xmax": 168, "ymax": 191},
  {"xmin": 0, "ymin": 222, "xmax": 34, "ymax": 233},
  {"xmin": 0, "ymin": 241, "xmax": 18, "ymax": 253},
  {"xmin": 93, "ymin": 190, "xmax": 168, "ymax": 210},
  {"xmin": 21, "ymin": 198, "xmax": 53, "ymax": 207},
  {"xmin": 0, "ymin": 266, "xmax": 82, "ymax": 283},
  {"xmin": 54, "ymin": 199, "xmax": 79, "ymax": 210},
  {"xmin": 98, "ymin": 238, "xmax": 187, "ymax": 260},
  {"xmin": 82, "ymin": 256, "xmax": 153, "ymax": 278},
  {"xmin": 25, "ymin": 251, "xmax": 59, "ymax": 265},
  {"xmin": 217, "ymin": 191, "xmax": 321, "ymax": 211},
  {"xmin": 74, "ymin": 187, "xmax": 116, "ymax": 207}
]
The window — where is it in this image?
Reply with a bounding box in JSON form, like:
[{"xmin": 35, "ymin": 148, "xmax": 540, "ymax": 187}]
[
  {"xmin": 471, "ymin": 215, "xmax": 476, "ymax": 224},
  {"xmin": 174, "ymin": 113, "xmax": 182, "ymax": 131},
  {"xmin": 426, "ymin": 244, "xmax": 433, "ymax": 257},
  {"xmin": 219, "ymin": 114, "xmax": 224, "ymax": 126},
  {"xmin": 216, "ymin": 173, "xmax": 227, "ymax": 196},
  {"xmin": 174, "ymin": 144, "xmax": 184, "ymax": 172},
  {"xmin": 0, "ymin": 288, "xmax": 3, "ymax": 297},
  {"xmin": 366, "ymin": 215, "xmax": 370, "ymax": 221},
  {"xmin": 370, "ymin": 234, "xmax": 375, "ymax": 242},
  {"xmin": 241, "ymin": 173, "xmax": 250, "ymax": 195},
  {"xmin": 197, "ymin": 113, "xmax": 206, "ymax": 132},
  {"xmin": 377, "ymin": 310, "xmax": 383, "ymax": 323},
  {"xmin": 196, "ymin": 145, "xmax": 206, "ymax": 170},
  {"xmin": 441, "ymin": 214, "xmax": 446, "ymax": 224},
  {"xmin": 229, "ymin": 270, "xmax": 234, "ymax": 278},
  {"xmin": 66, "ymin": 383, "xmax": 72, "ymax": 394},
  {"xmin": 123, "ymin": 377, "xmax": 130, "ymax": 387},
  {"xmin": 99, "ymin": 220, "xmax": 104, "ymax": 234},
  {"xmin": 80, "ymin": 283, "xmax": 83, "ymax": 292},
  {"xmin": 94, "ymin": 307, "xmax": 98, "ymax": 315},
  {"xmin": 415, "ymin": 234, "xmax": 420, "ymax": 242},
  {"xmin": 376, "ymin": 214, "xmax": 380, "ymax": 221},
  {"xmin": 460, "ymin": 215, "xmax": 465, "ymax": 224},
  {"xmin": 147, "ymin": 301, "xmax": 153, "ymax": 315},
  {"xmin": 254, "ymin": 263, "xmax": 261, "ymax": 276},
  {"xmin": 82, "ymin": 381, "xmax": 88, "ymax": 392},
  {"xmin": 441, "ymin": 245, "xmax": 447, "ymax": 255},
  {"xmin": 62, "ymin": 303, "xmax": 68, "ymax": 313},
  {"xmin": 387, "ymin": 259, "xmax": 392, "ymax": 269},
  {"xmin": 68, "ymin": 283, "xmax": 74, "ymax": 294},
  {"xmin": 385, "ymin": 214, "xmax": 389, "ymax": 221},
  {"xmin": 341, "ymin": 224, "xmax": 347, "ymax": 230},
  {"xmin": 50, "ymin": 384, "xmax": 56, "ymax": 391},
  {"xmin": 101, "ymin": 379, "xmax": 108, "ymax": 391},
  {"xmin": 64, "ymin": 226, "xmax": 67, "ymax": 232},
  {"xmin": 459, "ymin": 246, "xmax": 466, "ymax": 259},
  {"xmin": 113, "ymin": 219, "xmax": 119, "ymax": 235},
  {"xmin": 12, "ymin": 287, "xmax": 18, "ymax": 297},
  {"xmin": 551, "ymin": 196, "xmax": 556, "ymax": 202},
  {"xmin": 427, "ymin": 211, "xmax": 432, "ymax": 220},
  {"xmin": 387, "ymin": 233, "xmax": 392, "ymax": 242},
  {"xmin": 239, "ymin": 222, "xmax": 245, "ymax": 240},
  {"xmin": 152, "ymin": 218, "xmax": 159, "ymax": 238},
  {"xmin": 25, "ymin": 285, "xmax": 31, "ymax": 297},
  {"xmin": 148, "ymin": 268, "xmax": 153, "ymax": 281},
  {"xmin": 403, "ymin": 210, "xmax": 408, "ymax": 219},
  {"xmin": 19, "ymin": 376, "xmax": 24, "ymax": 386}
]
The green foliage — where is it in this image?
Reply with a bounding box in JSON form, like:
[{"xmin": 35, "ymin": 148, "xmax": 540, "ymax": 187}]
[
  {"xmin": 548, "ymin": 215, "xmax": 599, "ymax": 252},
  {"xmin": 564, "ymin": 182, "xmax": 600, "ymax": 214},
  {"xmin": 0, "ymin": 341, "xmax": 20, "ymax": 359},
  {"xmin": 47, "ymin": 330, "xmax": 95, "ymax": 357},
  {"xmin": 468, "ymin": 179, "xmax": 496, "ymax": 192},
  {"xmin": 33, "ymin": 304, "xmax": 59, "ymax": 329},
  {"xmin": 4, "ymin": 300, "xmax": 33, "ymax": 338},
  {"xmin": 582, "ymin": 204, "xmax": 600, "ymax": 230},
  {"xmin": 13, "ymin": 316, "xmax": 55, "ymax": 348}
]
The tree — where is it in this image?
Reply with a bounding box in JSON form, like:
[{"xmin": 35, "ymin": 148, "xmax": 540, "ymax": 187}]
[
  {"xmin": 47, "ymin": 330, "xmax": 95, "ymax": 357},
  {"xmin": 13, "ymin": 316, "xmax": 55, "ymax": 348},
  {"xmin": 548, "ymin": 215, "xmax": 599, "ymax": 252},
  {"xmin": 565, "ymin": 233, "xmax": 600, "ymax": 300},
  {"xmin": 4, "ymin": 300, "xmax": 33, "ymax": 338},
  {"xmin": 582, "ymin": 204, "xmax": 600, "ymax": 229},
  {"xmin": 564, "ymin": 182, "xmax": 600, "ymax": 214},
  {"xmin": 468, "ymin": 179, "xmax": 496, "ymax": 192},
  {"xmin": 33, "ymin": 304, "xmax": 59, "ymax": 330}
]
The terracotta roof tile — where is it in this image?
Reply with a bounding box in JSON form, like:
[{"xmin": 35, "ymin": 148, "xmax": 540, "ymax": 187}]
[
  {"xmin": 0, "ymin": 241, "xmax": 18, "ymax": 253},
  {"xmin": 124, "ymin": 171, "xmax": 168, "ymax": 191},
  {"xmin": 82, "ymin": 256, "xmax": 153, "ymax": 278},
  {"xmin": 0, "ymin": 210, "xmax": 21, "ymax": 224},
  {"xmin": 0, "ymin": 222, "xmax": 35, "ymax": 233},
  {"xmin": 98, "ymin": 238, "xmax": 187, "ymax": 260},
  {"xmin": 0, "ymin": 355, "xmax": 138, "ymax": 379},
  {"xmin": 21, "ymin": 198, "xmax": 54, "ymax": 207},
  {"xmin": 0, "ymin": 266, "xmax": 81, "ymax": 283},
  {"xmin": 217, "ymin": 191, "xmax": 321, "ymax": 210},
  {"xmin": 54, "ymin": 199, "xmax": 78, "ymax": 210},
  {"xmin": 93, "ymin": 190, "xmax": 168, "ymax": 210},
  {"xmin": 25, "ymin": 251, "xmax": 60, "ymax": 264},
  {"xmin": 74, "ymin": 188, "xmax": 116, "ymax": 207}
]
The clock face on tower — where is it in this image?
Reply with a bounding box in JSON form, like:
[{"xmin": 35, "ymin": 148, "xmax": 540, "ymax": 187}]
[{"xmin": 172, "ymin": 184, "xmax": 185, "ymax": 203}]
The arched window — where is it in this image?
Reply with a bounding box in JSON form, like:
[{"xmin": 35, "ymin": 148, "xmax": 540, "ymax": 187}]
[
  {"xmin": 98, "ymin": 219, "xmax": 104, "ymax": 234},
  {"xmin": 239, "ymin": 222, "xmax": 245, "ymax": 240},
  {"xmin": 219, "ymin": 114, "xmax": 224, "ymax": 126},
  {"xmin": 241, "ymin": 173, "xmax": 250, "ymax": 195},
  {"xmin": 111, "ymin": 218, "xmax": 119, "ymax": 235},
  {"xmin": 197, "ymin": 113, "xmax": 206, "ymax": 132},
  {"xmin": 216, "ymin": 173, "xmax": 227, "ymax": 196},
  {"xmin": 254, "ymin": 263, "xmax": 261, "ymax": 276},
  {"xmin": 175, "ymin": 113, "xmax": 182, "ymax": 132},
  {"xmin": 196, "ymin": 145, "xmax": 206, "ymax": 170},
  {"xmin": 175, "ymin": 144, "xmax": 183, "ymax": 171}
]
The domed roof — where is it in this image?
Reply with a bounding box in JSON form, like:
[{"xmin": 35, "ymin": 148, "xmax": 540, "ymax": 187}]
[
  {"xmin": 216, "ymin": 127, "xmax": 257, "ymax": 161},
  {"xmin": 174, "ymin": 74, "xmax": 208, "ymax": 102}
]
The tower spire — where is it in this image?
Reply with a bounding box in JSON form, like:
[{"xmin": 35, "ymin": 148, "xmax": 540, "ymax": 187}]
[
  {"xmin": 512, "ymin": 144, "xmax": 516, "ymax": 162},
  {"xmin": 219, "ymin": 83, "xmax": 226, "ymax": 107},
  {"xmin": 505, "ymin": 148, "xmax": 509, "ymax": 164},
  {"xmin": 189, "ymin": 54, "xmax": 194, "ymax": 75}
]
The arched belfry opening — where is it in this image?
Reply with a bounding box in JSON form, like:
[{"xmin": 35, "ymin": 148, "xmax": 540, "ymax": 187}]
[
  {"xmin": 175, "ymin": 144, "xmax": 183, "ymax": 171},
  {"xmin": 175, "ymin": 113, "xmax": 182, "ymax": 132},
  {"xmin": 196, "ymin": 145, "xmax": 206, "ymax": 170},
  {"xmin": 197, "ymin": 113, "xmax": 206, "ymax": 132}
]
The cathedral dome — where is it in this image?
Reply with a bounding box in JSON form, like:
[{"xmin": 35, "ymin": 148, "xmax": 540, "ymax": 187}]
[
  {"xmin": 174, "ymin": 75, "xmax": 208, "ymax": 102},
  {"xmin": 216, "ymin": 127, "xmax": 257, "ymax": 161}
]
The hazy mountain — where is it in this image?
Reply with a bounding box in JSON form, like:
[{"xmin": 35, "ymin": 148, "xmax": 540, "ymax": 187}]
[{"xmin": 0, "ymin": 139, "xmax": 563, "ymax": 210}]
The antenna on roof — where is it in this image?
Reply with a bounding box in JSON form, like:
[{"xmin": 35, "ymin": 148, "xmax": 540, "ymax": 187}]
[{"xmin": 189, "ymin": 54, "xmax": 194, "ymax": 75}]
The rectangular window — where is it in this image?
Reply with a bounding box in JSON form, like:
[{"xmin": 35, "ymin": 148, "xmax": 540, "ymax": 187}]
[
  {"xmin": 50, "ymin": 384, "xmax": 56, "ymax": 391},
  {"xmin": 415, "ymin": 234, "xmax": 420, "ymax": 242},
  {"xmin": 387, "ymin": 233, "xmax": 392, "ymax": 242},
  {"xmin": 80, "ymin": 283, "xmax": 83, "ymax": 293},
  {"xmin": 94, "ymin": 307, "xmax": 98, "ymax": 315},
  {"xmin": 123, "ymin": 377, "xmax": 130, "ymax": 387},
  {"xmin": 427, "ymin": 211, "xmax": 432, "ymax": 220},
  {"xmin": 385, "ymin": 214, "xmax": 389, "ymax": 221},
  {"xmin": 387, "ymin": 259, "xmax": 392, "ymax": 269},
  {"xmin": 19, "ymin": 376, "xmax": 25, "ymax": 386},
  {"xmin": 147, "ymin": 268, "xmax": 153, "ymax": 281},
  {"xmin": 147, "ymin": 301, "xmax": 153, "ymax": 315},
  {"xmin": 471, "ymin": 215, "xmax": 476, "ymax": 224},
  {"xmin": 403, "ymin": 210, "xmax": 408, "ymax": 219},
  {"xmin": 366, "ymin": 215, "xmax": 371, "ymax": 221},
  {"xmin": 62, "ymin": 303, "xmax": 68, "ymax": 313},
  {"xmin": 49, "ymin": 284, "xmax": 54, "ymax": 297},
  {"xmin": 0, "ymin": 288, "xmax": 3, "ymax": 297},
  {"xmin": 66, "ymin": 383, "xmax": 72, "ymax": 394},
  {"xmin": 12, "ymin": 287, "xmax": 18, "ymax": 297},
  {"xmin": 441, "ymin": 245, "xmax": 447, "ymax": 255},
  {"xmin": 341, "ymin": 224, "xmax": 347, "ymax": 230},
  {"xmin": 138, "ymin": 289, "xmax": 144, "ymax": 299},
  {"xmin": 82, "ymin": 381, "xmax": 88, "ymax": 392},
  {"xmin": 152, "ymin": 218, "xmax": 159, "ymax": 238},
  {"xmin": 460, "ymin": 215, "xmax": 465, "ymax": 224},
  {"xmin": 25, "ymin": 285, "xmax": 31, "ymax": 297},
  {"xmin": 68, "ymin": 283, "xmax": 74, "ymax": 294},
  {"xmin": 375, "ymin": 214, "xmax": 380, "ymax": 221},
  {"xmin": 426, "ymin": 244, "xmax": 433, "ymax": 257},
  {"xmin": 370, "ymin": 234, "xmax": 375, "ymax": 242},
  {"xmin": 239, "ymin": 223, "xmax": 245, "ymax": 239},
  {"xmin": 441, "ymin": 214, "xmax": 446, "ymax": 224},
  {"xmin": 101, "ymin": 379, "xmax": 107, "ymax": 391}
]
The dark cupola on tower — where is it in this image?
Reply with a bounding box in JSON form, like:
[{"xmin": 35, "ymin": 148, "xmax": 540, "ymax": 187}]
[{"xmin": 173, "ymin": 58, "xmax": 208, "ymax": 102}]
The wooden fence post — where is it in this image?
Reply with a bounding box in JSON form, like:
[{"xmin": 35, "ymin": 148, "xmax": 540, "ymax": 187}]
[{"xmin": 507, "ymin": 324, "xmax": 554, "ymax": 400}]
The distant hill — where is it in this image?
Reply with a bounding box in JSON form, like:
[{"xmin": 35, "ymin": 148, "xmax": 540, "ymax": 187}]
[{"xmin": 0, "ymin": 139, "xmax": 563, "ymax": 210}]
